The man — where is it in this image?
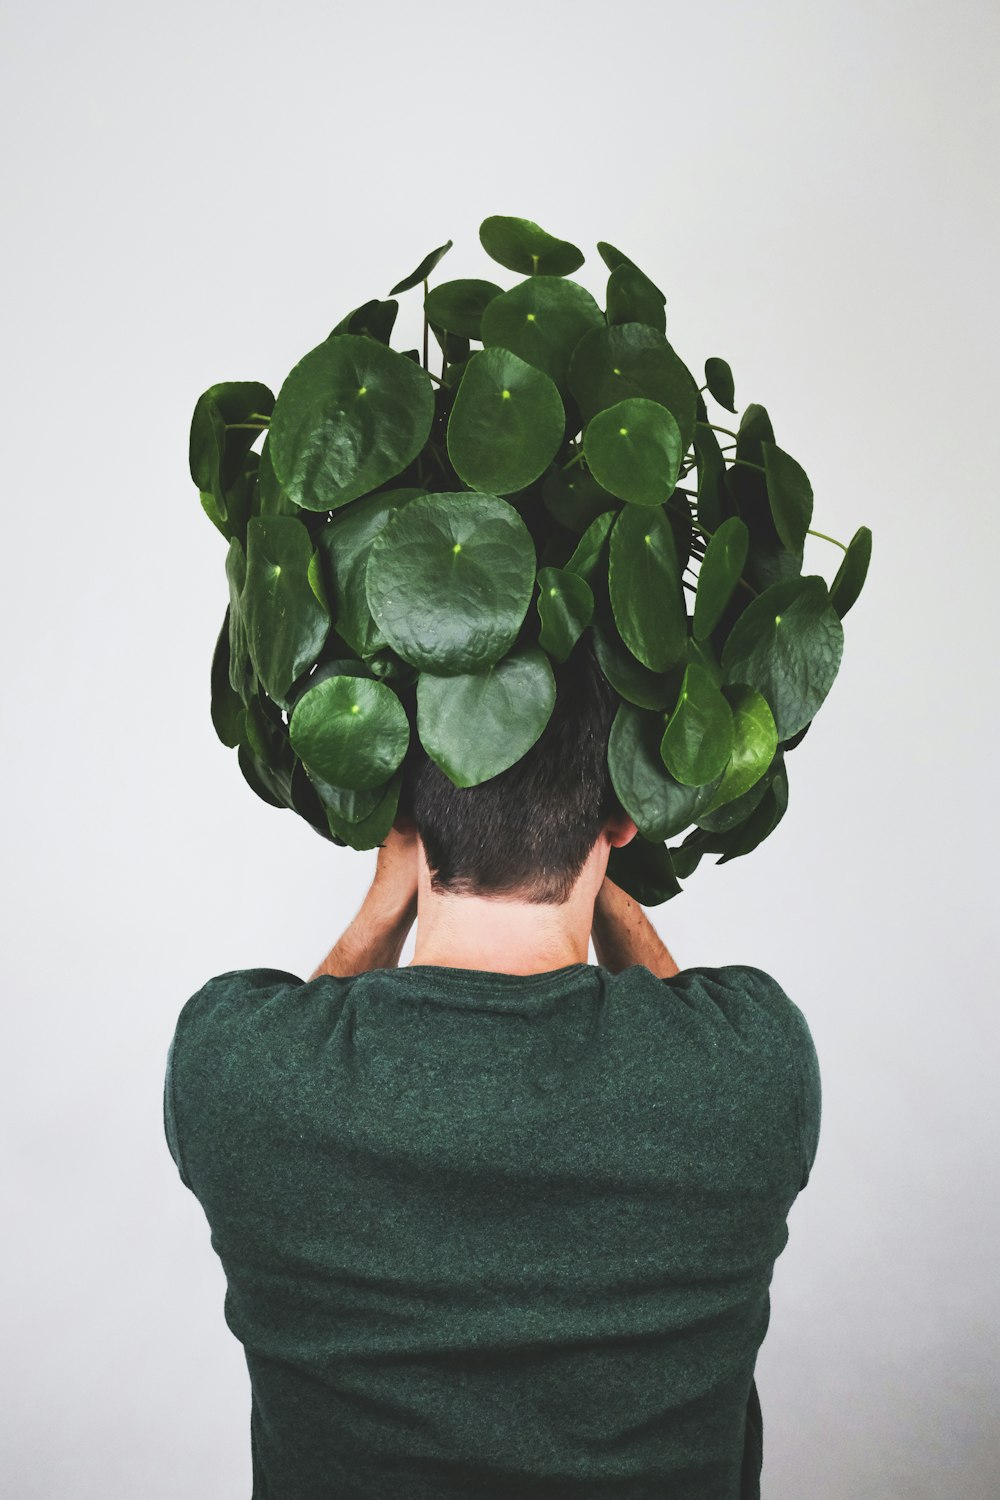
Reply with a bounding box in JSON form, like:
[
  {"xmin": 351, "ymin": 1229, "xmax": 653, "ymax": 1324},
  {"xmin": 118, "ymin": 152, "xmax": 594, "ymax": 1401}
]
[{"xmin": 164, "ymin": 636, "xmax": 820, "ymax": 1499}]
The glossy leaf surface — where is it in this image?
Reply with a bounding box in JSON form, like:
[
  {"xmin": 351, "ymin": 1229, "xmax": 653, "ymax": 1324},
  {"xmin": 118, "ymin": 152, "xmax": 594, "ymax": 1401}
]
[
  {"xmin": 696, "ymin": 684, "xmax": 778, "ymax": 816},
  {"xmin": 583, "ymin": 398, "xmax": 683, "ymax": 506},
  {"xmin": 608, "ymin": 503, "xmax": 687, "ymax": 672},
  {"xmin": 720, "ymin": 575, "xmax": 843, "ymax": 741},
  {"xmin": 608, "ymin": 699, "xmax": 721, "ymax": 840},
  {"xmin": 243, "ymin": 517, "xmax": 330, "ymax": 709},
  {"xmin": 479, "ymin": 215, "xmax": 584, "ymax": 276},
  {"xmin": 536, "ymin": 567, "xmax": 594, "ymax": 662},
  {"xmin": 365, "ymin": 491, "xmax": 536, "ymax": 674},
  {"xmin": 289, "ymin": 673, "xmax": 410, "ymax": 790},
  {"xmin": 829, "ymin": 526, "xmax": 873, "ymax": 618},
  {"xmin": 568, "ymin": 323, "xmax": 699, "ymax": 454},
  {"xmin": 479, "ymin": 276, "xmax": 604, "ymax": 387},
  {"xmin": 424, "ymin": 278, "xmax": 504, "ymax": 339},
  {"xmin": 388, "ymin": 239, "xmax": 453, "ymax": 296},
  {"xmin": 447, "ymin": 346, "xmax": 564, "ymax": 493},
  {"xmin": 269, "ymin": 334, "xmax": 434, "ymax": 511},
  {"xmin": 316, "ymin": 488, "xmax": 423, "ymax": 658},
  {"xmin": 693, "ymin": 516, "xmax": 749, "ymax": 640},
  {"xmin": 762, "ymin": 441, "xmax": 814, "ymax": 553},
  {"xmin": 416, "ymin": 647, "xmax": 556, "ymax": 787},
  {"xmin": 660, "ymin": 663, "xmax": 736, "ymax": 786}
]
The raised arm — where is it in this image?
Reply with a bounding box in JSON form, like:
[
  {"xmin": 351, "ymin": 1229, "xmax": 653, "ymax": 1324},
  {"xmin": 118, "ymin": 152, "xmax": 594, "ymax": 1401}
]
[{"xmin": 591, "ymin": 877, "xmax": 680, "ymax": 979}]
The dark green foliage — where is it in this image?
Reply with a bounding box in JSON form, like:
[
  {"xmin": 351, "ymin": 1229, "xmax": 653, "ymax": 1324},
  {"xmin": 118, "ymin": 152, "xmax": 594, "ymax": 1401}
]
[{"xmin": 189, "ymin": 215, "xmax": 873, "ymax": 901}]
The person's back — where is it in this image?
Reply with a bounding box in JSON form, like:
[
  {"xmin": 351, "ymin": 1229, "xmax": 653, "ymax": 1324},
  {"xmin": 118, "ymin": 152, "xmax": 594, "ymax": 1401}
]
[{"xmin": 164, "ymin": 636, "xmax": 821, "ymax": 1497}]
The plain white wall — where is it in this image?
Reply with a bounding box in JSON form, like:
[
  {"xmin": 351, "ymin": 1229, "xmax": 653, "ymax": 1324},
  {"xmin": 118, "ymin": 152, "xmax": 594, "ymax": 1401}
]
[{"xmin": 2, "ymin": 1, "xmax": 997, "ymax": 1494}]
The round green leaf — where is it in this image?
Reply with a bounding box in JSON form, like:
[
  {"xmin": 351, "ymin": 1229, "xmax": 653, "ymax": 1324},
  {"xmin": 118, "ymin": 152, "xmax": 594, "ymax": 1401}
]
[
  {"xmin": 536, "ymin": 567, "xmax": 594, "ymax": 663},
  {"xmin": 316, "ymin": 487, "xmax": 423, "ymax": 657},
  {"xmin": 606, "ymin": 263, "xmax": 666, "ymax": 333},
  {"xmin": 424, "ymin": 278, "xmax": 504, "ymax": 340},
  {"xmin": 608, "ymin": 503, "xmax": 687, "ymax": 673},
  {"xmin": 568, "ymin": 323, "xmax": 699, "ymax": 455},
  {"xmin": 564, "ymin": 510, "xmax": 616, "ymax": 581},
  {"xmin": 829, "ymin": 526, "xmax": 872, "ymax": 619},
  {"xmin": 189, "ymin": 381, "xmax": 274, "ymax": 512},
  {"xmin": 288, "ymin": 758, "xmax": 340, "ymax": 843},
  {"xmin": 446, "ymin": 346, "xmax": 564, "ymax": 494},
  {"xmin": 762, "ymin": 441, "xmax": 814, "ymax": 553},
  {"xmin": 541, "ymin": 465, "xmax": 617, "ymax": 534},
  {"xmin": 269, "ymin": 334, "xmax": 435, "ymax": 512},
  {"xmin": 243, "ymin": 517, "xmax": 331, "ymax": 709},
  {"xmin": 720, "ymin": 575, "xmax": 844, "ymax": 741},
  {"xmin": 736, "ymin": 403, "xmax": 775, "ymax": 466},
  {"xmin": 416, "ymin": 646, "xmax": 556, "ymax": 787},
  {"xmin": 238, "ymin": 743, "xmax": 286, "ymax": 810},
  {"xmin": 596, "ymin": 241, "xmax": 639, "ymax": 273},
  {"xmin": 256, "ymin": 436, "xmax": 299, "ymax": 518},
  {"xmin": 307, "ymin": 767, "xmax": 385, "ymax": 826},
  {"xmin": 479, "ymin": 215, "xmax": 584, "ymax": 276},
  {"xmin": 327, "ymin": 770, "xmax": 403, "ymax": 850},
  {"xmin": 365, "ymin": 491, "xmax": 537, "ymax": 674},
  {"xmin": 240, "ymin": 694, "xmax": 296, "ymax": 808},
  {"xmin": 288, "ymin": 658, "xmax": 375, "ymax": 714},
  {"xmin": 704, "ymin": 358, "xmax": 736, "ymax": 413},
  {"xmin": 591, "ymin": 610, "xmax": 677, "ymax": 710},
  {"xmin": 479, "ymin": 276, "xmax": 604, "ymax": 387},
  {"xmin": 696, "ymin": 684, "xmax": 778, "ymax": 817},
  {"xmin": 691, "ymin": 406, "xmax": 735, "ymax": 534},
  {"xmin": 289, "ymin": 674, "xmax": 410, "ymax": 791},
  {"xmin": 660, "ymin": 663, "xmax": 736, "ymax": 786},
  {"xmin": 211, "ymin": 611, "xmax": 245, "ymax": 749},
  {"xmin": 584, "ymin": 398, "xmax": 683, "ymax": 506},
  {"xmin": 716, "ymin": 755, "xmax": 789, "ymax": 864},
  {"xmin": 225, "ymin": 537, "xmax": 255, "ymax": 702},
  {"xmin": 306, "ymin": 764, "xmax": 404, "ymax": 850},
  {"xmin": 608, "ymin": 700, "xmax": 720, "ymax": 840},
  {"xmin": 606, "ymin": 835, "xmax": 683, "ymax": 907},
  {"xmin": 388, "ymin": 239, "xmax": 453, "ymax": 297},
  {"xmin": 329, "ymin": 298, "xmax": 399, "ymax": 344},
  {"xmin": 693, "ymin": 516, "xmax": 749, "ymax": 640},
  {"xmin": 686, "ymin": 633, "xmax": 724, "ymax": 688}
]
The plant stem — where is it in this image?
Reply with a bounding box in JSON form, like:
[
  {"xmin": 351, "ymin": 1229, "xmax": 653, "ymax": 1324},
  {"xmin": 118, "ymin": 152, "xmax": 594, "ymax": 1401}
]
[
  {"xmin": 226, "ymin": 421, "xmax": 269, "ymax": 430},
  {"xmin": 808, "ymin": 528, "xmax": 848, "ymax": 552},
  {"xmin": 422, "ymin": 279, "xmax": 429, "ymax": 371},
  {"xmin": 562, "ymin": 449, "xmax": 586, "ymax": 471},
  {"xmin": 728, "ymin": 457, "xmax": 766, "ymax": 474},
  {"xmin": 696, "ymin": 420, "xmax": 740, "ymax": 441}
]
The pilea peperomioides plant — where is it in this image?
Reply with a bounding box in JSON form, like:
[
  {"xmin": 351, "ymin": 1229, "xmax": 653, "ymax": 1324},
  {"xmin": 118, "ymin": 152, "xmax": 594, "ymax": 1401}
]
[{"xmin": 190, "ymin": 215, "xmax": 872, "ymax": 905}]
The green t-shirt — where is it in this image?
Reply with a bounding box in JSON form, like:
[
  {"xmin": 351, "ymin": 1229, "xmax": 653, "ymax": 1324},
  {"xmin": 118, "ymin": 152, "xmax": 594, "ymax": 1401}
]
[{"xmin": 164, "ymin": 960, "xmax": 820, "ymax": 1499}]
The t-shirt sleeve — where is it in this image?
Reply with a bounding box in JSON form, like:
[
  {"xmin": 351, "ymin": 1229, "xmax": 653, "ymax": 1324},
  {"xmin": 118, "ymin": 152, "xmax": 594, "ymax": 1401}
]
[
  {"xmin": 163, "ymin": 967, "xmax": 304, "ymax": 1193},
  {"xmin": 732, "ymin": 964, "xmax": 822, "ymax": 1191}
]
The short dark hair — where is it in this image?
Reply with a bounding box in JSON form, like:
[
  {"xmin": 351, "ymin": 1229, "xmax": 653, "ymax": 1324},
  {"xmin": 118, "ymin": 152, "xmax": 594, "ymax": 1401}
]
[{"xmin": 399, "ymin": 631, "xmax": 625, "ymax": 905}]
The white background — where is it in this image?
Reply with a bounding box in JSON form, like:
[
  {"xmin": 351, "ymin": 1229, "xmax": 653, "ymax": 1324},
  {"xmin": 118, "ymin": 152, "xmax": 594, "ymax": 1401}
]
[{"xmin": 2, "ymin": 2, "xmax": 998, "ymax": 1495}]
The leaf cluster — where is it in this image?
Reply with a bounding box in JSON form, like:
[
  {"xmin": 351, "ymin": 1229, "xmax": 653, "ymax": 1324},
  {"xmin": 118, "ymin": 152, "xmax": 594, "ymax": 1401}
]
[{"xmin": 190, "ymin": 216, "xmax": 873, "ymax": 903}]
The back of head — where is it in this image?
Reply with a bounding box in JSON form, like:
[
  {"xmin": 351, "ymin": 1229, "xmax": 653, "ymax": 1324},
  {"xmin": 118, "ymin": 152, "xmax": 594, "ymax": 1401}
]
[{"xmin": 399, "ymin": 632, "xmax": 625, "ymax": 905}]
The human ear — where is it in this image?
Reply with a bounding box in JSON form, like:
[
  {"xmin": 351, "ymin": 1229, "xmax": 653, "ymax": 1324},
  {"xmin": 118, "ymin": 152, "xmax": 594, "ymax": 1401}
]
[{"xmin": 606, "ymin": 814, "xmax": 638, "ymax": 849}]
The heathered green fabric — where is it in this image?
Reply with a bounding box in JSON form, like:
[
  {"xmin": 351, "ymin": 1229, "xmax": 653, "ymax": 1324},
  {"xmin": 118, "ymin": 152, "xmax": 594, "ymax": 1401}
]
[{"xmin": 164, "ymin": 960, "xmax": 820, "ymax": 1500}]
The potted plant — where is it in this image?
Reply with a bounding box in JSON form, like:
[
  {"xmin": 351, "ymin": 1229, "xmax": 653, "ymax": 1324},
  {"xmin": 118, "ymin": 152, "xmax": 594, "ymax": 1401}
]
[{"xmin": 189, "ymin": 215, "xmax": 872, "ymax": 905}]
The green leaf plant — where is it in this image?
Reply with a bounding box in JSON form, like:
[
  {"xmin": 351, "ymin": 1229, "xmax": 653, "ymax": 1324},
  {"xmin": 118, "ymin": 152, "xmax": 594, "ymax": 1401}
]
[{"xmin": 190, "ymin": 216, "xmax": 873, "ymax": 901}]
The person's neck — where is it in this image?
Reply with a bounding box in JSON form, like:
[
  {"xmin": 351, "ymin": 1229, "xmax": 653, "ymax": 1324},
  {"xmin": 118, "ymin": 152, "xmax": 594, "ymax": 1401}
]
[
  {"xmin": 407, "ymin": 849, "xmax": 605, "ymax": 977},
  {"xmin": 408, "ymin": 896, "xmax": 591, "ymax": 975}
]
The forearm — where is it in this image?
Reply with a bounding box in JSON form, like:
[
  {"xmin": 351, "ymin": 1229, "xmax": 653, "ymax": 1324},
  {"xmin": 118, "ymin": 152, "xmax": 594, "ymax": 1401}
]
[
  {"xmin": 591, "ymin": 878, "xmax": 679, "ymax": 978},
  {"xmin": 310, "ymin": 887, "xmax": 418, "ymax": 980}
]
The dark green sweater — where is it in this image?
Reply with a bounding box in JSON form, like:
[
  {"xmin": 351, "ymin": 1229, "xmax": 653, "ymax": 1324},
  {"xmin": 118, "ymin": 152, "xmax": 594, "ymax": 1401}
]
[{"xmin": 164, "ymin": 961, "xmax": 820, "ymax": 1499}]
